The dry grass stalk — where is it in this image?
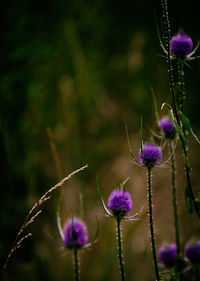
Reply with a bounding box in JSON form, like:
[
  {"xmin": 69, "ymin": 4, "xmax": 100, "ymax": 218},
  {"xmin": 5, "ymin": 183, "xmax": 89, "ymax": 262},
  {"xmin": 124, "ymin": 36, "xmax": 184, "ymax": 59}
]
[{"xmin": 2, "ymin": 164, "xmax": 88, "ymax": 273}]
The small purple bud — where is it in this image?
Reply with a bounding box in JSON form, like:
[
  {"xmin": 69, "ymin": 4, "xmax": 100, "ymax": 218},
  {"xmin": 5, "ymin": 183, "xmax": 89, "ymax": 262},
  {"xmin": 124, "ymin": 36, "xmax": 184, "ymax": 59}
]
[
  {"xmin": 63, "ymin": 218, "xmax": 88, "ymax": 249},
  {"xmin": 138, "ymin": 143, "xmax": 162, "ymax": 167},
  {"xmin": 159, "ymin": 117, "xmax": 175, "ymax": 139},
  {"xmin": 158, "ymin": 243, "xmax": 177, "ymax": 268},
  {"xmin": 107, "ymin": 190, "xmax": 133, "ymax": 217},
  {"xmin": 185, "ymin": 239, "xmax": 200, "ymax": 263},
  {"xmin": 170, "ymin": 33, "xmax": 193, "ymax": 59}
]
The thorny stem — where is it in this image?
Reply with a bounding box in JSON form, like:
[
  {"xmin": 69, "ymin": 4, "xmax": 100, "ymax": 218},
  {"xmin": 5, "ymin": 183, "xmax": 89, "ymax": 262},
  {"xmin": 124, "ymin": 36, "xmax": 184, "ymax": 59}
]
[
  {"xmin": 147, "ymin": 168, "xmax": 160, "ymax": 281},
  {"xmin": 176, "ymin": 54, "xmax": 200, "ymax": 220},
  {"xmin": 116, "ymin": 217, "xmax": 125, "ymax": 281},
  {"xmin": 161, "ymin": 0, "xmax": 180, "ymax": 125},
  {"xmin": 169, "ymin": 140, "xmax": 183, "ymax": 278},
  {"xmin": 181, "ymin": 139, "xmax": 200, "ymax": 219},
  {"xmin": 169, "ymin": 141, "xmax": 180, "ymax": 255},
  {"xmin": 193, "ymin": 264, "xmax": 199, "ymax": 281},
  {"xmin": 177, "ymin": 61, "xmax": 185, "ymax": 112},
  {"xmin": 74, "ymin": 248, "xmax": 80, "ymax": 281}
]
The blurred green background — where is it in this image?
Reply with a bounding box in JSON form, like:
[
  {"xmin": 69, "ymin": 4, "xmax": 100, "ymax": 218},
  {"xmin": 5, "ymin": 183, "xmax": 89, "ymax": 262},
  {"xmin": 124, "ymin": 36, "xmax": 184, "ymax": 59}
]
[{"xmin": 1, "ymin": 0, "xmax": 200, "ymax": 280}]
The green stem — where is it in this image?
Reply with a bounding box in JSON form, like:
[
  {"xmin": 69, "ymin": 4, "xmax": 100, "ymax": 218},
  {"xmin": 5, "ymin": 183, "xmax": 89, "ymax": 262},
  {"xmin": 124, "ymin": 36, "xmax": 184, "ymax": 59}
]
[
  {"xmin": 161, "ymin": 0, "xmax": 180, "ymax": 125},
  {"xmin": 116, "ymin": 217, "xmax": 125, "ymax": 281},
  {"xmin": 177, "ymin": 61, "xmax": 185, "ymax": 112},
  {"xmin": 182, "ymin": 139, "xmax": 200, "ymax": 219},
  {"xmin": 176, "ymin": 57, "xmax": 200, "ymax": 219},
  {"xmin": 74, "ymin": 248, "xmax": 79, "ymax": 281},
  {"xmin": 169, "ymin": 140, "xmax": 180, "ymax": 256},
  {"xmin": 193, "ymin": 264, "xmax": 199, "ymax": 281},
  {"xmin": 147, "ymin": 168, "xmax": 160, "ymax": 281}
]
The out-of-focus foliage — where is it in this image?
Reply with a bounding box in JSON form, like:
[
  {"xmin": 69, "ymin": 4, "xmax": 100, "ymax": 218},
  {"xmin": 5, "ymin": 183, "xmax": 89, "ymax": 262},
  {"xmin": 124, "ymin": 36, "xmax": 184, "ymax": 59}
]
[{"xmin": 1, "ymin": 0, "xmax": 200, "ymax": 280}]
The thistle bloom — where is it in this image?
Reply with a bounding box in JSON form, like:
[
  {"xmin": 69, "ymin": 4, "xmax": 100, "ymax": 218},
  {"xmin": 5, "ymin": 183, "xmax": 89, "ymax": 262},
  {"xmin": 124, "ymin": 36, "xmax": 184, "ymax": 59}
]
[
  {"xmin": 138, "ymin": 143, "xmax": 162, "ymax": 167},
  {"xmin": 170, "ymin": 33, "xmax": 193, "ymax": 59},
  {"xmin": 107, "ymin": 190, "xmax": 133, "ymax": 217},
  {"xmin": 158, "ymin": 243, "xmax": 177, "ymax": 267},
  {"xmin": 63, "ymin": 218, "xmax": 88, "ymax": 249},
  {"xmin": 185, "ymin": 239, "xmax": 200, "ymax": 263},
  {"xmin": 159, "ymin": 117, "xmax": 175, "ymax": 139}
]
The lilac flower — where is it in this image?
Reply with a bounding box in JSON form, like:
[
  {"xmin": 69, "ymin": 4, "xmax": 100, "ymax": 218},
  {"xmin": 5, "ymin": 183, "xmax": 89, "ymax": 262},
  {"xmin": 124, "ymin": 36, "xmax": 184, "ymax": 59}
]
[
  {"xmin": 159, "ymin": 117, "xmax": 175, "ymax": 139},
  {"xmin": 170, "ymin": 33, "xmax": 193, "ymax": 59},
  {"xmin": 107, "ymin": 190, "xmax": 133, "ymax": 217},
  {"xmin": 185, "ymin": 239, "xmax": 200, "ymax": 263},
  {"xmin": 158, "ymin": 243, "xmax": 177, "ymax": 267},
  {"xmin": 63, "ymin": 218, "xmax": 88, "ymax": 249},
  {"xmin": 138, "ymin": 143, "xmax": 162, "ymax": 167}
]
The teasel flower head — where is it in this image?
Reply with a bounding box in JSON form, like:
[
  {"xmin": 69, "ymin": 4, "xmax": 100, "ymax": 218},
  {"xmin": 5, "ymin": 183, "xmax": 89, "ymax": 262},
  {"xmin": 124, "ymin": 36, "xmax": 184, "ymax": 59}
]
[
  {"xmin": 107, "ymin": 190, "xmax": 133, "ymax": 218},
  {"xmin": 185, "ymin": 239, "xmax": 200, "ymax": 263},
  {"xmin": 159, "ymin": 116, "xmax": 176, "ymax": 139},
  {"xmin": 138, "ymin": 143, "xmax": 162, "ymax": 168},
  {"xmin": 158, "ymin": 243, "xmax": 177, "ymax": 268},
  {"xmin": 63, "ymin": 218, "xmax": 88, "ymax": 249},
  {"xmin": 170, "ymin": 33, "xmax": 193, "ymax": 59}
]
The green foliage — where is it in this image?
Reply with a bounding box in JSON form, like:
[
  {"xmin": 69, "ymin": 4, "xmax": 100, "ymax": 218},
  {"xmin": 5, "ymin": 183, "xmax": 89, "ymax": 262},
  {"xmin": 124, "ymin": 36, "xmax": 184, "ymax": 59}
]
[{"xmin": 179, "ymin": 112, "xmax": 200, "ymax": 144}]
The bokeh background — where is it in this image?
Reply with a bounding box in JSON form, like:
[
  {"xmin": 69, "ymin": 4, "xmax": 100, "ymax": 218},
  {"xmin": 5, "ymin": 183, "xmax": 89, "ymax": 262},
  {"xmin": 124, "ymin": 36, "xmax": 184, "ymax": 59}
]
[{"xmin": 1, "ymin": 0, "xmax": 200, "ymax": 280}]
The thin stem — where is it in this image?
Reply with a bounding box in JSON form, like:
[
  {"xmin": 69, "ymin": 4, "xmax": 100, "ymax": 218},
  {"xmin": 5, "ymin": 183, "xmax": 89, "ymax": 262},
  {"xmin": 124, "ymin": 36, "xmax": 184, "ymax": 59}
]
[
  {"xmin": 161, "ymin": 0, "xmax": 180, "ymax": 125},
  {"xmin": 175, "ymin": 40, "xmax": 200, "ymax": 220},
  {"xmin": 169, "ymin": 140, "xmax": 180, "ymax": 256},
  {"xmin": 116, "ymin": 217, "xmax": 125, "ymax": 281},
  {"xmin": 147, "ymin": 168, "xmax": 160, "ymax": 281},
  {"xmin": 177, "ymin": 61, "xmax": 185, "ymax": 112},
  {"xmin": 169, "ymin": 140, "xmax": 184, "ymax": 280},
  {"xmin": 182, "ymin": 140, "xmax": 200, "ymax": 219},
  {"xmin": 74, "ymin": 248, "xmax": 80, "ymax": 281},
  {"xmin": 193, "ymin": 264, "xmax": 199, "ymax": 281}
]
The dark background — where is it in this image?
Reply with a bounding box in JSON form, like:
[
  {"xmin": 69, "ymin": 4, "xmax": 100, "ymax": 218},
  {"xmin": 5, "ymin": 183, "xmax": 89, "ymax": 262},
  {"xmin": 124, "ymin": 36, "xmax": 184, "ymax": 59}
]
[{"xmin": 1, "ymin": 0, "xmax": 200, "ymax": 280}]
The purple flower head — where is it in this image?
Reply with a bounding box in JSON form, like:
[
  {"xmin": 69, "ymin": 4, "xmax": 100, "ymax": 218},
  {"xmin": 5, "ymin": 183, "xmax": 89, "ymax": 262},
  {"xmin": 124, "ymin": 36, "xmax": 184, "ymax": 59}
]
[
  {"xmin": 185, "ymin": 239, "xmax": 200, "ymax": 263},
  {"xmin": 63, "ymin": 218, "xmax": 88, "ymax": 249},
  {"xmin": 158, "ymin": 243, "xmax": 177, "ymax": 268},
  {"xmin": 170, "ymin": 33, "xmax": 193, "ymax": 59},
  {"xmin": 138, "ymin": 143, "xmax": 162, "ymax": 167},
  {"xmin": 107, "ymin": 190, "xmax": 133, "ymax": 217},
  {"xmin": 159, "ymin": 117, "xmax": 175, "ymax": 139}
]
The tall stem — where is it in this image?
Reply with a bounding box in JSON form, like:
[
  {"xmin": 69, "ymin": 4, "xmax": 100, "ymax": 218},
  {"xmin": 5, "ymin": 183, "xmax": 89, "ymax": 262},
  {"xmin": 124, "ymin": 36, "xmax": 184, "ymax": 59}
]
[
  {"xmin": 74, "ymin": 248, "xmax": 79, "ymax": 281},
  {"xmin": 147, "ymin": 168, "xmax": 160, "ymax": 281},
  {"xmin": 161, "ymin": 0, "xmax": 180, "ymax": 125},
  {"xmin": 177, "ymin": 61, "xmax": 185, "ymax": 112},
  {"xmin": 116, "ymin": 217, "xmax": 125, "ymax": 281},
  {"xmin": 169, "ymin": 140, "xmax": 180, "ymax": 256},
  {"xmin": 182, "ymin": 140, "xmax": 200, "ymax": 219},
  {"xmin": 177, "ymin": 57, "xmax": 200, "ymax": 219}
]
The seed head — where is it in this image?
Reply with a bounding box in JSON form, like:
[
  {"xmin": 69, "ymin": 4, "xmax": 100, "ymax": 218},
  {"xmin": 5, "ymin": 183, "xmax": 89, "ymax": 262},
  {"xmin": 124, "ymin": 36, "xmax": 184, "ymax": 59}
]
[
  {"xmin": 107, "ymin": 190, "xmax": 133, "ymax": 217},
  {"xmin": 159, "ymin": 117, "xmax": 175, "ymax": 139},
  {"xmin": 138, "ymin": 143, "xmax": 162, "ymax": 167},
  {"xmin": 185, "ymin": 239, "xmax": 200, "ymax": 263},
  {"xmin": 170, "ymin": 33, "xmax": 193, "ymax": 59},
  {"xmin": 158, "ymin": 243, "xmax": 177, "ymax": 267},
  {"xmin": 63, "ymin": 218, "xmax": 88, "ymax": 249}
]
